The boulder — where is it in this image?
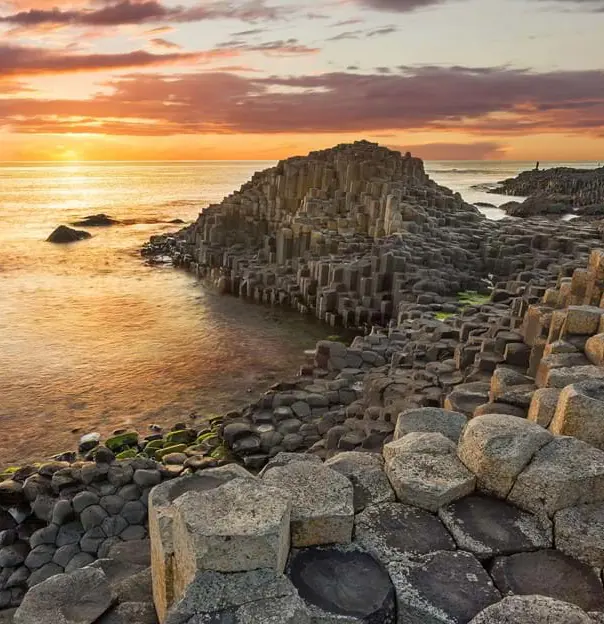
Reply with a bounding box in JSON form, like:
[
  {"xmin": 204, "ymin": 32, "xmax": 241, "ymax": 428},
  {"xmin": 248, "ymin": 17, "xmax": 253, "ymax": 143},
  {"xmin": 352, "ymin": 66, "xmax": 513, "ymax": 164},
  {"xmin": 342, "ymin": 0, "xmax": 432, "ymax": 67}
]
[
  {"xmin": 355, "ymin": 502, "xmax": 455, "ymax": 561},
  {"xmin": 393, "ymin": 407, "xmax": 467, "ymax": 443},
  {"xmin": 549, "ymin": 380, "xmax": 604, "ymax": 449},
  {"xmin": 438, "ymin": 495, "xmax": 551, "ymax": 559},
  {"xmin": 388, "ymin": 550, "xmax": 500, "ymax": 624},
  {"xmin": 444, "ymin": 382, "xmax": 491, "ymax": 417},
  {"xmin": 508, "ymin": 437, "xmax": 604, "ymax": 518},
  {"xmin": 554, "ymin": 502, "xmax": 604, "ymax": 568},
  {"xmin": 288, "ymin": 545, "xmax": 396, "ymax": 622},
  {"xmin": 457, "ymin": 414, "xmax": 553, "ymax": 498},
  {"xmin": 469, "ymin": 595, "xmax": 593, "ymax": 624},
  {"xmin": 46, "ymin": 225, "xmax": 91, "ymax": 244},
  {"xmin": 384, "ymin": 432, "xmax": 475, "ymax": 512},
  {"xmin": 72, "ymin": 214, "xmax": 119, "ymax": 227},
  {"xmin": 262, "ymin": 463, "xmax": 354, "ymax": 547},
  {"xmin": 585, "ymin": 333, "xmax": 604, "ymax": 365},
  {"xmin": 96, "ymin": 602, "xmax": 158, "ymax": 624},
  {"xmin": 14, "ymin": 567, "xmax": 115, "ymax": 624},
  {"xmin": 490, "ymin": 549, "xmax": 604, "ymax": 612},
  {"xmin": 527, "ymin": 388, "xmax": 561, "ymax": 428},
  {"xmin": 324, "ymin": 451, "xmax": 395, "ymax": 512}
]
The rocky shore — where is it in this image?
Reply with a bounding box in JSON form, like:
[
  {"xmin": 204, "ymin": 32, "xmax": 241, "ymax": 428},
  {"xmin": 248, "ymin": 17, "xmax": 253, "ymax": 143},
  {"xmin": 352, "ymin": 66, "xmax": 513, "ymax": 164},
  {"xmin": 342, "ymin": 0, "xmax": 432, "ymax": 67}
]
[
  {"xmin": 486, "ymin": 165, "xmax": 604, "ymax": 218},
  {"xmin": 4, "ymin": 142, "xmax": 604, "ymax": 622}
]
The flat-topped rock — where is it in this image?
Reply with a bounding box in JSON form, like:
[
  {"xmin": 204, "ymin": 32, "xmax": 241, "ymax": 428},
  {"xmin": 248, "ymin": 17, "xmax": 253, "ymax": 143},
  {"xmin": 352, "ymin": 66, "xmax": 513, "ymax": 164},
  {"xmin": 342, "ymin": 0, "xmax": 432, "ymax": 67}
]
[
  {"xmin": 355, "ymin": 502, "xmax": 455, "ymax": 561},
  {"xmin": 14, "ymin": 567, "xmax": 115, "ymax": 624},
  {"xmin": 438, "ymin": 495, "xmax": 551, "ymax": 560},
  {"xmin": 261, "ymin": 462, "xmax": 354, "ymax": 547},
  {"xmin": 171, "ymin": 478, "xmax": 291, "ymax": 582},
  {"xmin": 324, "ymin": 451, "xmax": 395, "ymax": 512},
  {"xmin": 444, "ymin": 383, "xmax": 491, "ymax": 417},
  {"xmin": 288, "ymin": 545, "xmax": 396, "ymax": 623},
  {"xmin": 470, "ymin": 595, "xmax": 594, "ymax": 624},
  {"xmin": 508, "ymin": 437, "xmax": 604, "ymax": 517},
  {"xmin": 490, "ymin": 549, "xmax": 604, "ymax": 613},
  {"xmin": 457, "ymin": 415, "xmax": 553, "ymax": 498},
  {"xmin": 554, "ymin": 502, "xmax": 604, "ymax": 568},
  {"xmin": 393, "ymin": 407, "xmax": 467, "ymax": 443},
  {"xmin": 388, "ymin": 550, "xmax": 500, "ymax": 624},
  {"xmin": 384, "ymin": 432, "xmax": 475, "ymax": 512}
]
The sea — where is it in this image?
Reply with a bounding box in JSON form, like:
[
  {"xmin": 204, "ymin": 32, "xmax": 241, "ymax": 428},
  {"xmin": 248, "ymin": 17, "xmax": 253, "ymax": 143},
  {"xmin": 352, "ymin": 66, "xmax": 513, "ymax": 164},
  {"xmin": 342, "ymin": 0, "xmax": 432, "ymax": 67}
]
[{"xmin": 0, "ymin": 159, "xmax": 600, "ymax": 465}]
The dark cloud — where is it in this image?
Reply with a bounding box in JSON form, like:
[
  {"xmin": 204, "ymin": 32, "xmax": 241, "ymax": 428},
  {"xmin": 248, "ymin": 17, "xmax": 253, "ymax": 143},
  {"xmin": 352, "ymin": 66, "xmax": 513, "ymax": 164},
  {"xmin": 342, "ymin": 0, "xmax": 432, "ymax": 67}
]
[
  {"xmin": 355, "ymin": 0, "xmax": 446, "ymax": 12},
  {"xmin": 216, "ymin": 38, "xmax": 319, "ymax": 55},
  {"xmin": 150, "ymin": 37, "xmax": 181, "ymax": 49},
  {"xmin": 328, "ymin": 25, "xmax": 397, "ymax": 41},
  {"xmin": 1, "ymin": 66, "xmax": 603, "ymax": 136},
  {"xmin": 0, "ymin": 43, "xmax": 211, "ymax": 75},
  {"xmin": 400, "ymin": 141, "xmax": 507, "ymax": 160},
  {"xmin": 0, "ymin": 0, "xmax": 284, "ymax": 26}
]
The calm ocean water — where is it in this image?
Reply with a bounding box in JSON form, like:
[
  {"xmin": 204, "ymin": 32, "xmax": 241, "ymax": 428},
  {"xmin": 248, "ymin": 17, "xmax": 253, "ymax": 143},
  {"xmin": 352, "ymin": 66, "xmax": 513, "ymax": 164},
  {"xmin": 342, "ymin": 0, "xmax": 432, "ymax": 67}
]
[{"xmin": 0, "ymin": 159, "xmax": 599, "ymax": 465}]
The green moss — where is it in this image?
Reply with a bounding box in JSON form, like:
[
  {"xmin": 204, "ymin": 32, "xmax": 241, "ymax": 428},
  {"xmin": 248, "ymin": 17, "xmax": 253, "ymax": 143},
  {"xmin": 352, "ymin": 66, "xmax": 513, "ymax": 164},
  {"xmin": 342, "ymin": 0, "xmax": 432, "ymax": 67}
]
[
  {"xmin": 209, "ymin": 444, "xmax": 230, "ymax": 461},
  {"xmin": 105, "ymin": 431, "xmax": 139, "ymax": 452},
  {"xmin": 326, "ymin": 335, "xmax": 347, "ymax": 344},
  {"xmin": 115, "ymin": 449, "xmax": 137, "ymax": 460},
  {"xmin": 196, "ymin": 431, "xmax": 218, "ymax": 444},
  {"xmin": 457, "ymin": 291, "xmax": 491, "ymax": 306},
  {"xmin": 0, "ymin": 466, "xmax": 20, "ymax": 480},
  {"xmin": 435, "ymin": 312, "xmax": 454, "ymax": 321},
  {"xmin": 155, "ymin": 444, "xmax": 187, "ymax": 460},
  {"xmin": 164, "ymin": 430, "xmax": 195, "ymax": 445}
]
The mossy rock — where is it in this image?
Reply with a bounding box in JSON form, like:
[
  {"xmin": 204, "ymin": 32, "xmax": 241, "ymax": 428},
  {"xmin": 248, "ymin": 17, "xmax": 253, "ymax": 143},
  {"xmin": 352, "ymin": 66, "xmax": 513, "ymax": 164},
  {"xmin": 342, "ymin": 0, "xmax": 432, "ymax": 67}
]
[
  {"xmin": 457, "ymin": 291, "xmax": 491, "ymax": 306},
  {"xmin": 209, "ymin": 444, "xmax": 231, "ymax": 461},
  {"xmin": 164, "ymin": 429, "xmax": 196, "ymax": 445},
  {"xmin": 105, "ymin": 431, "xmax": 139, "ymax": 452},
  {"xmin": 144, "ymin": 439, "xmax": 165, "ymax": 450},
  {"xmin": 115, "ymin": 449, "xmax": 137, "ymax": 460},
  {"xmin": 196, "ymin": 431, "xmax": 218, "ymax": 444},
  {"xmin": 435, "ymin": 312, "xmax": 454, "ymax": 321},
  {"xmin": 326, "ymin": 335, "xmax": 347, "ymax": 344},
  {"xmin": 0, "ymin": 466, "xmax": 20, "ymax": 481},
  {"xmin": 155, "ymin": 444, "xmax": 187, "ymax": 460}
]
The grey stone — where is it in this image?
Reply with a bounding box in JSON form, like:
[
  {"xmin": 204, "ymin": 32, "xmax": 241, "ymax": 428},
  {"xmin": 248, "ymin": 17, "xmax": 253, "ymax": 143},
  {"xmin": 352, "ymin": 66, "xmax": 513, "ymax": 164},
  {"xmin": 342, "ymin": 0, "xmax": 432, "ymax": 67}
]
[
  {"xmin": 120, "ymin": 525, "xmax": 146, "ymax": 541},
  {"xmin": 262, "ymin": 463, "xmax": 354, "ymax": 548},
  {"xmin": 101, "ymin": 516, "xmax": 128, "ymax": 538},
  {"xmin": 490, "ymin": 550, "xmax": 604, "ymax": 612},
  {"xmin": 29, "ymin": 525, "xmax": 58, "ymax": 549},
  {"xmin": 133, "ymin": 469, "xmax": 161, "ymax": 488},
  {"xmin": 259, "ymin": 452, "xmax": 322, "ymax": 478},
  {"xmin": 288, "ymin": 545, "xmax": 396, "ymax": 623},
  {"xmin": 80, "ymin": 527, "xmax": 106, "ymax": 554},
  {"xmin": 325, "ymin": 451, "xmax": 395, "ymax": 512},
  {"xmin": 81, "ymin": 505, "xmax": 109, "ymax": 532},
  {"xmin": 72, "ymin": 491, "xmax": 100, "ymax": 514},
  {"xmin": 527, "ymin": 388, "xmax": 561, "ymax": 428},
  {"xmin": 554, "ymin": 502, "xmax": 604, "ymax": 569},
  {"xmin": 121, "ymin": 500, "xmax": 146, "ymax": 525},
  {"xmin": 15, "ymin": 566, "xmax": 115, "ymax": 624},
  {"xmin": 65, "ymin": 552, "xmax": 95, "ymax": 573},
  {"xmin": 6, "ymin": 566, "xmax": 29, "ymax": 589},
  {"xmin": 236, "ymin": 593, "xmax": 311, "ymax": 623},
  {"xmin": 53, "ymin": 544, "xmax": 81, "ymax": 568},
  {"xmin": 384, "ymin": 432, "xmax": 475, "ymax": 512},
  {"xmin": 281, "ymin": 433, "xmax": 304, "ymax": 451},
  {"xmin": 108, "ymin": 539, "xmax": 151, "ymax": 567},
  {"xmin": 388, "ymin": 550, "xmax": 500, "ymax": 624},
  {"xmin": 114, "ymin": 567, "xmax": 153, "ymax": 603},
  {"xmin": 96, "ymin": 602, "xmax": 158, "ymax": 624},
  {"xmin": 26, "ymin": 563, "xmax": 63, "ymax": 588},
  {"xmin": 291, "ymin": 401, "xmax": 311, "ymax": 419},
  {"xmin": 458, "ymin": 414, "xmax": 553, "ymax": 498},
  {"xmin": 438, "ymin": 495, "xmax": 552, "ymax": 560},
  {"xmin": 107, "ymin": 464, "xmax": 134, "ymax": 488},
  {"xmin": 355, "ymin": 502, "xmax": 455, "ymax": 561},
  {"xmin": 25, "ymin": 545, "xmax": 56, "ymax": 570},
  {"xmin": 0, "ymin": 542, "xmax": 29, "ymax": 567},
  {"xmin": 508, "ymin": 437, "xmax": 604, "ymax": 518},
  {"xmin": 394, "ymin": 408, "xmax": 468, "ymax": 443},
  {"xmin": 118, "ymin": 484, "xmax": 141, "ymax": 502},
  {"xmin": 51, "ymin": 500, "xmax": 74, "ymax": 526},
  {"xmin": 469, "ymin": 596, "xmax": 593, "ymax": 624},
  {"xmin": 98, "ymin": 538, "xmax": 121, "ymax": 559},
  {"xmin": 100, "ymin": 495, "xmax": 125, "ymax": 515}
]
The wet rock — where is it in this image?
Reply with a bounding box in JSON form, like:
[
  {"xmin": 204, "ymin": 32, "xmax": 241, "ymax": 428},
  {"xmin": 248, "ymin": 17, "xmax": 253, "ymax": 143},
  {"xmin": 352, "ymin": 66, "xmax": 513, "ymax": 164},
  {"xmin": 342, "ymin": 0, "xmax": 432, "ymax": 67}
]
[
  {"xmin": 490, "ymin": 549, "xmax": 604, "ymax": 612},
  {"xmin": 388, "ymin": 550, "xmax": 500, "ymax": 624},
  {"xmin": 46, "ymin": 225, "xmax": 91, "ymax": 244},
  {"xmin": 72, "ymin": 214, "xmax": 119, "ymax": 227},
  {"xmin": 438, "ymin": 495, "xmax": 551, "ymax": 559}
]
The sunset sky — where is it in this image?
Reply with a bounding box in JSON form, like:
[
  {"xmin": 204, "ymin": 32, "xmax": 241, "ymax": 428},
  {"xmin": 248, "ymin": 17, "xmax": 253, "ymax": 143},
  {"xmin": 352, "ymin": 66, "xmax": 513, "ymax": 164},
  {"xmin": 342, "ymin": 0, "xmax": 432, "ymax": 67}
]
[{"xmin": 1, "ymin": 0, "xmax": 603, "ymax": 161}]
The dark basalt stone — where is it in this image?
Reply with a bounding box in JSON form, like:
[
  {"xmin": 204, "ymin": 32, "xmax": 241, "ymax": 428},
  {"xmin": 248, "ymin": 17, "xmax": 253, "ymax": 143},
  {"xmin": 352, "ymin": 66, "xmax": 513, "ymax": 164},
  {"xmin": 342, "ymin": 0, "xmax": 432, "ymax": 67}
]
[
  {"xmin": 72, "ymin": 213, "xmax": 120, "ymax": 227},
  {"xmin": 388, "ymin": 550, "xmax": 501, "ymax": 624},
  {"xmin": 355, "ymin": 502, "xmax": 455, "ymax": 561},
  {"xmin": 438, "ymin": 495, "xmax": 551, "ymax": 559},
  {"xmin": 46, "ymin": 225, "xmax": 91, "ymax": 243},
  {"xmin": 288, "ymin": 546, "xmax": 396, "ymax": 622},
  {"xmin": 490, "ymin": 549, "xmax": 604, "ymax": 613}
]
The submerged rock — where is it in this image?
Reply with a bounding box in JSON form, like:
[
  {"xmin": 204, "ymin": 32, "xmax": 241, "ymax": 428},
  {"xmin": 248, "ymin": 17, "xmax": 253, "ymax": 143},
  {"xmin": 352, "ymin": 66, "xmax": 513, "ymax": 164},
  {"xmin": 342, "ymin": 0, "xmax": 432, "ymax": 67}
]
[
  {"xmin": 46, "ymin": 226, "xmax": 91, "ymax": 244},
  {"xmin": 72, "ymin": 214, "xmax": 120, "ymax": 227}
]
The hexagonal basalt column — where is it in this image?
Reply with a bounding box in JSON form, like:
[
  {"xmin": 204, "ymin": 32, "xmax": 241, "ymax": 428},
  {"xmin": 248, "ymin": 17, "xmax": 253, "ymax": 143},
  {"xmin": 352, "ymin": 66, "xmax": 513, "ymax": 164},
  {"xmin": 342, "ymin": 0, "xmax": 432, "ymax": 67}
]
[
  {"xmin": 171, "ymin": 478, "xmax": 291, "ymax": 601},
  {"xmin": 261, "ymin": 463, "xmax": 354, "ymax": 547},
  {"xmin": 148, "ymin": 464, "xmax": 253, "ymax": 622}
]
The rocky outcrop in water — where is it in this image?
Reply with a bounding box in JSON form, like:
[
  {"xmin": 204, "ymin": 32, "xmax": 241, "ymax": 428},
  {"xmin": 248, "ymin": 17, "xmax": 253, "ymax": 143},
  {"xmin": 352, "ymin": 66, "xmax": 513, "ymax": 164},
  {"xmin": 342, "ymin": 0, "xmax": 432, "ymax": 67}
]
[
  {"xmin": 71, "ymin": 214, "xmax": 120, "ymax": 227},
  {"xmin": 490, "ymin": 166, "xmax": 604, "ymax": 217},
  {"xmin": 46, "ymin": 226, "xmax": 91, "ymax": 244}
]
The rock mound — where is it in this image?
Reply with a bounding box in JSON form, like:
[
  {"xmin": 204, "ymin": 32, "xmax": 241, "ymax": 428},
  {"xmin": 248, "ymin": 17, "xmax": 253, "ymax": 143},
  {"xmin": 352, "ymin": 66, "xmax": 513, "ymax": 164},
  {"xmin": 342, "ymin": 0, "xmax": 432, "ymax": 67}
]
[
  {"xmin": 72, "ymin": 214, "xmax": 120, "ymax": 227},
  {"xmin": 46, "ymin": 226, "xmax": 91, "ymax": 243}
]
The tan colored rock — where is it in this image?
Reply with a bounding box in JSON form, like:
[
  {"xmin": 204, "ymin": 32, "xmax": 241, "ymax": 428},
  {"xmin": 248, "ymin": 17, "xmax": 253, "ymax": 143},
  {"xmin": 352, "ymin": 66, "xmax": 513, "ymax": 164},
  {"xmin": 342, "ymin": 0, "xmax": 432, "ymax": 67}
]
[
  {"xmin": 508, "ymin": 437, "xmax": 604, "ymax": 518},
  {"xmin": 535, "ymin": 353, "xmax": 589, "ymax": 388},
  {"xmin": 458, "ymin": 414, "xmax": 553, "ymax": 498},
  {"xmin": 393, "ymin": 407, "xmax": 467, "ymax": 443},
  {"xmin": 549, "ymin": 380, "xmax": 604, "ymax": 449},
  {"xmin": 384, "ymin": 432, "xmax": 475, "ymax": 512},
  {"xmin": 554, "ymin": 502, "xmax": 604, "ymax": 569},
  {"xmin": 171, "ymin": 478, "xmax": 291, "ymax": 603},
  {"xmin": 527, "ymin": 388, "xmax": 561, "ymax": 428},
  {"xmin": 261, "ymin": 462, "xmax": 354, "ymax": 547},
  {"xmin": 148, "ymin": 465, "xmax": 253, "ymax": 622},
  {"xmin": 563, "ymin": 305, "xmax": 604, "ymax": 336},
  {"xmin": 585, "ymin": 333, "xmax": 604, "ymax": 365},
  {"xmin": 545, "ymin": 364, "xmax": 604, "ymax": 388}
]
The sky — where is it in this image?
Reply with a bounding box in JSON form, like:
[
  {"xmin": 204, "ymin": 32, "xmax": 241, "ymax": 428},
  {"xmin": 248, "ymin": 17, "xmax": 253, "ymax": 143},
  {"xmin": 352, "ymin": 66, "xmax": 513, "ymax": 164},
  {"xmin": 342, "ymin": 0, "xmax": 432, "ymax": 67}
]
[{"xmin": 0, "ymin": 0, "xmax": 603, "ymax": 161}]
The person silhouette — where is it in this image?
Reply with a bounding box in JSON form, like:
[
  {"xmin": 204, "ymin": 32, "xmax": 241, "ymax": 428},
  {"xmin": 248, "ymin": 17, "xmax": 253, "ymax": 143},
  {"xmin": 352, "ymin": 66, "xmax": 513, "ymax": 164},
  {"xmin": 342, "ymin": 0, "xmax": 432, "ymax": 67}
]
[{"xmin": 535, "ymin": 161, "xmax": 540, "ymax": 171}]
